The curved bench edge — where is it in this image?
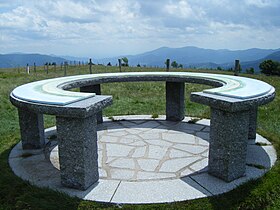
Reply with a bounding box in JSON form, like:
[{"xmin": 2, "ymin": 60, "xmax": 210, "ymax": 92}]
[
  {"xmin": 190, "ymin": 87, "xmax": 276, "ymax": 112},
  {"xmin": 10, "ymin": 93, "xmax": 113, "ymax": 118}
]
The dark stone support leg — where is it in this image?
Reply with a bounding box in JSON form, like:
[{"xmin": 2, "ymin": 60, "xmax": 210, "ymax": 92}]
[
  {"xmin": 56, "ymin": 115, "xmax": 99, "ymax": 190},
  {"xmin": 248, "ymin": 107, "xmax": 258, "ymax": 140},
  {"xmin": 208, "ymin": 108, "xmax": 250, "ymax": 182},
  {"xmin": 18, "ymin": 109, "xmax": 45, "ymax": 149},
  {"xmin": 166, "ymin": 82, "xmax": 185, "ymax": 121},
  {"xmin": 80, "ymin": 84, "xmax": 103, "ymax": 124}
]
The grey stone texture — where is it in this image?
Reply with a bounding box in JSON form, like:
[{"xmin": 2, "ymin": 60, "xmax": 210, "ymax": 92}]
[
  {"xmin": 208, "ymin": 108, "xmax": 249, "ymax": 182},
  {"xmin": 248, "ymin": 107, "xmax": 258, "ymax": 139},
  {"xmin": 56, "ymin": 115, "xmax": 99, "ymax": 190},
  {"xmin": 166, "ymin": 82, "xmax": 185, "ymax": 121},
  {"xmin": 10, "ymin": 73, "xmax": 275, "ymax": 191},
  {"xmin": 10, "ymin": 94, "xmax": 112, "ymax": 118},
  {"xmin": 18, "ymin": 108, "xmax": 45, "ymax": 149},
  {"xmin": 80, "ymin": 84, "xmax": 103, "ymax": 124},
  {"xmin": 9, "ymin": 116, "xmax": 277, "ymax": 204}
]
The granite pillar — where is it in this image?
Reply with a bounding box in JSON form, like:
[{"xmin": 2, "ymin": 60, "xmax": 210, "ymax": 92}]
[
  {"xmin": 18, "ymin": 109, "xmax": 45, "ymax": 149},
  {"xmin": 56, "ymin": 115, "xmax": 99, "ymax": 190},
  {"xmin": 208, "ymin": 107, "xmax": 250, "ymax": 182},
  {"xmin": 80, "ymin": 84, "xmax": 103, "ymax": 124},
  {"xmin": 248, "ymin": 107, "xmax": 258, "ymax": 140},
  {"xmin": 166, "ymin": 82, "xmax": 185, "ymax": 121}
]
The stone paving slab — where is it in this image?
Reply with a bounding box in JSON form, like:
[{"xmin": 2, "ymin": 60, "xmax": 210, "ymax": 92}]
[
  {"xmin": 190, "ymin": 166, "xmax": 266, "ymax": 195},
  {"xmin": 9, "ymin": 115, "xmax": 277, "ymax": 204},
  {"xmin": 111, "ymin": 178, "xmax": 211, "ymax": 204}
]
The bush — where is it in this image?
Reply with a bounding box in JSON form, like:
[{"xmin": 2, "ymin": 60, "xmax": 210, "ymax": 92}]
[
  {"xmin": 259, "ymin": 60, "xmax": 280, "ymax": 76},
  {"xmin": 246, "ymin": 67, "xmax": 254, "ymax": 74}
]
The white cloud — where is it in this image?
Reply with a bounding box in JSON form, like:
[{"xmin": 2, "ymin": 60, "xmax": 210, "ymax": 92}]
[
  {"xmin": 245, "ymin": 0, "xmax": 279, "ymax": 7},
  {"xmin": 0, "ymin": 0, "xmax": 280, "ymax": 57},
  {"xmin": 164, "ymin": 0, "xmax": 193, "ymax": 18}
]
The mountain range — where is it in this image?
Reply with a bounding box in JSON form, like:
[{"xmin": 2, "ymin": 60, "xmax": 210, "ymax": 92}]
[
  {"xmin": 0, "ymin": 53, "xmax": 67, "ymax": 68},
  {"xmin": 97, "ymin": 46, "xmax": 280, "ymax": 72},
  {"xmin": 1, "ymin": 46, "xmax": 280, "ymax": 72}
]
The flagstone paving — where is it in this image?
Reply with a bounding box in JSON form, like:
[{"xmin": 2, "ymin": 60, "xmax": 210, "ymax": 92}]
[
  {"xmin": 49, "ymin": 116, "xmax": 210, "ymax": 181},
  {"xmin": 9, "ymin": 115, "xmax": 277, "ymax": 204}
]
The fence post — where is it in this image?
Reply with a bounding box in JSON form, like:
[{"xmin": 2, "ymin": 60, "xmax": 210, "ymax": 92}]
[
  {"xmin": 26, "ymin": 64, "xmax": 30, "ymax": 74},
  {"xmin": 33, "ymin": 62, "xmax": 36, "ymax": 74},
  {"xmin": 234, "ymin": 60, "xmax": 240, "ymax": 76},
  {"xmin": 166, "ymin": 59, "xmax": 170, "ymax": 72},
  {"xmin": 118, "ymin": 59, "xmax": 122, "ymax": 72},
  {"xmin": 64, "ymin": 61, "xmax": 67, "ymax": 76},
  {"xmin": 89, "ymin": 58, "xmax": 93, "ymax": 74},
  {"xmin": 46, "ymin": 63, "xmax": 49, "ymax": 74}
]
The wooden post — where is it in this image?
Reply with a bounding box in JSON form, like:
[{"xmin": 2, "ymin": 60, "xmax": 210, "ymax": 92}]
[
  {"xmin": 118, "ymin": 59, "xmax": 122, "ymax": 72},
  {"xmin": 234, "ymin": 60, "xmax": 240, "ymax": 76},
  {"xmin": 61, "ymin": 62, "xmax": 63, "ymax": 71},
  {"xmin": 33, "ymin": 62, "xmax": 36, "ymax": 73},
  {"xmin": 26, "ymin": 64, "xmax": 30, "ymax": 74},
  {"xmin": 166, "ymin": 59, "xmax": 170, "ymax": 72},
  {"xmin": 89, "ymin": 58, "xmax": 93, "ymax": 74},
  {"xmin": 46, "ymin": 63, "xmax": 49, "ymax": 74},
  {"xmin": 64, "ymin": 61, "xmax": 67, "ymax": 76}
]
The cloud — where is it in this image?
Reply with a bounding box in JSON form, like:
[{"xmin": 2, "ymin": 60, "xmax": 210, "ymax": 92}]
[{"xmin": 0, "ymin": 0, "xmax": 280, "ymax": 57}]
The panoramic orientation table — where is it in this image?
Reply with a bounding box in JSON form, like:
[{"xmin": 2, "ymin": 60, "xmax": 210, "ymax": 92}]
[{"xmin": 10, "ymin": 72, "xmax": 275, "ymax": 190}]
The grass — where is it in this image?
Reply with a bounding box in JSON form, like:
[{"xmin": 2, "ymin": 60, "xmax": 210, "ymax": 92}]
[{"xmin": 0, "ymin": 65, "xmax": 279, "ymax": 209}]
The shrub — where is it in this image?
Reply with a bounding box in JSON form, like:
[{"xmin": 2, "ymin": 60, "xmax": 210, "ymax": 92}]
[{"xmin": 259, "ymin": 60, "xmax": 280, "ymax": 76}]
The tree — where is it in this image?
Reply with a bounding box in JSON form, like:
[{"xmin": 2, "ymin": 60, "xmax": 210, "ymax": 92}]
[
  {"xmin": 137, "ymin": 64, "xmax": 141, "ymax": 67},
  {"xmin": 217, "ymin": 66, "xmax": 222, "ymax": 71},
  {"xmin": 107, "ymin": 62, "xmax": 112, "ymax": 66},
  {"xmin": 246, "ymin": 67, "xmax": 254, "ymax": 74},
  {"xmin": 171, "ymin": 61, "xmax": 178, "ymax": 68},
  {"xmin": 178, "ymin": 64, "xmax": 183, "ymax": 68},
  {"xmin": 122, "ymin": 57, "xmax": 129, "ymax": 66},
  {"xmin": 259, "ymin": 60, "xmax": 280, "ymax": 75}
]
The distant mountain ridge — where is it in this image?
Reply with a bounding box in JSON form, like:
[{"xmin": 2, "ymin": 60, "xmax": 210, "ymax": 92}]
[
  {"xmin": 1, "ymin": 46, "xmax": 280, "ymax": 71},
  {"xmin": 0, "ymin": 53, "xmax": 67, "ymax": 68},
  {"xmin": 96, "ymin": 46, "xmax": 280, "ymax": 71}
]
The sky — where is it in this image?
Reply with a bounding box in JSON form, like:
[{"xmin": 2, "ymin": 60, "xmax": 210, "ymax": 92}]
[{"xmin": 0, "ymin": 0, "xmax": 280, "ymax": 58}]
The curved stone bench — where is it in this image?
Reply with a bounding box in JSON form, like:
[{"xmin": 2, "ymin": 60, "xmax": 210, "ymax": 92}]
[{"xmin": 10, "ymin": 72, "xmax": 275, "ymax": 190}]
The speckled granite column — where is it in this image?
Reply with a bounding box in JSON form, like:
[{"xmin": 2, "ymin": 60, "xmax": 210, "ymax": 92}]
[
  {"xmin": 56, "ymin": 115, "xmax": 99, "ymax": 190},
  {"xmin": 248, "ymin": 107, "xmax": 258, "ymax": 140},
  {"xmin": 166, "ymin": 82, "xmax": 185, "ymax": 121},
  {"xmin": 80, "ymin": 84, "xmax": 103, "ymax": 124},
  {"xmin": 18, "ymin": 109, "xmax": 45, "ymax": 149},
  {"xmin": 209, "ymin": 107, "xmax": 250, "ymax": 182}
]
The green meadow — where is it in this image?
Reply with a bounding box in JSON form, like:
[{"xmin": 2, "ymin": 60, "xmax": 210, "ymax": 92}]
[{"xmin": 0, "ymin": 65, "xmax": 279, "ymax": 209}]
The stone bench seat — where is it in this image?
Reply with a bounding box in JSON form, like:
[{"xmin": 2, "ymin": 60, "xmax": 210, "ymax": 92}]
[{"xmin": 10, "ymin": 72, "xmax": 275, "ymax": 190}]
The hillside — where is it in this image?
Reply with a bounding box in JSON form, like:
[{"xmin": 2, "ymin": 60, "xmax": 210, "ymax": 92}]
[
  {"xmin": 1, "ymin": 47, "xmax": 280, "ymax": 71},
  {"xmin": 237, "ymin": 51, "xmax": 280, "ymax": 72},
  {"xmin": 0, "ymin": 54, "xmax": 66, "ymax": 68},
  {"xmin": 97, "ymin": 46, "xmax": 280, "ymax": 68}
]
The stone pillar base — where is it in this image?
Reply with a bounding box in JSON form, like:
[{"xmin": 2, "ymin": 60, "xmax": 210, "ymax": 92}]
[
  {"xmin": 166, "ymin": 82, "xmax": 185, "ymax": 121},
  {"xmin": 56, "ymin": 115, "xmax": 99, "ymax": 190},
  {"xmin": 80, "ymin": 84, "xmax": 103, "ymax": 124},
  {"xmin": 209, "ymin": 108, "xmax": 250, "ymax": 182},
  {"xmin": 18, "ymin": 109, "xmax": 45, "ymax": 149},
  {"xmin": 248, "ymin": 107, "xmax": 258, "ymax": 140}
]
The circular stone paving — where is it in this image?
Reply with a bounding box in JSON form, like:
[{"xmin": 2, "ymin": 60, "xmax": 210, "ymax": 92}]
[
  {"xmin": 51, "ymin": 116, "xmax": 209, "ymax": 181},
  {"xmin": 9, "ymin": 115, "xmax": 277, "ymax": 204}
]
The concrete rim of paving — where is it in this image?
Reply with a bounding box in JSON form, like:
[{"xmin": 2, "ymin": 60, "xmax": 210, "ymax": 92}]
[{"xmin": 9, "ymin": 115, "xmax": 277, "ymax": 204}]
